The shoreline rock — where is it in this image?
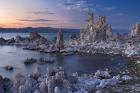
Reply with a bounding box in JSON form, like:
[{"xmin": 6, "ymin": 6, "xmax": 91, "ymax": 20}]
[
  {"xmin": 0, "ymin": 66, "xmax": 136, "ymax": 93},
  {"xmin": 4, "ymin": 65, "xmax": 14, "ymax": 71}
]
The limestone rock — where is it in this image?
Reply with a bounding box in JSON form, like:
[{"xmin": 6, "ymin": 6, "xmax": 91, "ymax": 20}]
[
  {"xmin": 13, "ymin": 73, "xmax": 26, "ymax": 93},
  {"xmin": 29, "ymin": 32, "xmax": 41, "ymax": 40},
  {"xmin": 47, "ymin": 77, "xmax": 55, "ymax": 93},
  {"xmin": 7, "ymin": 38, "xmax": 15, "ymax": 44},
  {"xmin": 33, "ymin": 65, "xmax": 41, "ymax": 80},
  {"xmin": 0, "ymin": 75, "xmax": 4, "ymax": 93},
  {"xmin": 18, "ymin": 85, "xmax": 27, "ymax": 93},
  {"xmin": 0, "ymin": 37, "xmax": 6, "ymax": 45},
  {"xmin": 29, "ymin": 32, "xmax": 50, "ymax": 47},
  {"xmin": 54, "ymin": 86, "xmax": 61, "ymax": 93},
  {"xmin": 4, "ymin": 65, "xmax": 14, "ymax": 71},
  {"xmin": 87, "ymin": 13, "xmax": 94, "ymax": 32},
  {"xmin": 55, "ymin": 29, "xmax": 64, "ymax": 50},
  {"xmin": 95, "ymin": 16, "xmax": 106, "ymax": 31},
  {"xmin": 70, "ymin": 33, "xmax": 77, "ymax": 40},
  {"xmin": 34, "ymin": 37, "xmax": 49, "ymax": 45},
  {"xmin": 95, "ymin": 16, "xmax": 112, "ymax": 41},
  {"xmin": 131, "ymin": 22, "xmax": 140, "ymax": 37},
  {"xmin": 39, "ymin": 81, "xmax": 48, "ymax": 93},
  {"xmin": 15, "ymin": 35, "xmax": 23, "ymax": 43},
  {"xmin": 80, "ymin": 13, "xmax": 113, "ymax": 43}
]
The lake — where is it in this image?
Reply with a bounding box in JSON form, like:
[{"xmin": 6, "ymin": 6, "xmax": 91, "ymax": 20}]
[{"xmin": 0, "ymin": 33, "xmax": 128, "ymax": 79}]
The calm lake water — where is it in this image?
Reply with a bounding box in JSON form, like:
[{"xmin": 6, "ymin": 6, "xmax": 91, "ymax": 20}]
[{"xmin": 0, "ymin": 33, "xmax": 128, "ymax": 79}]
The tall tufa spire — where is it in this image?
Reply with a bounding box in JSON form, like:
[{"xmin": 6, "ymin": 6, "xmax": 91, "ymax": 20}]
[
  {"xmin": 55, "ymin": 28, "xmax": 64, "ymax": 50},
  {"xmin": 87, "ymin": 12, "xmax": 94, "ymax": 31}
]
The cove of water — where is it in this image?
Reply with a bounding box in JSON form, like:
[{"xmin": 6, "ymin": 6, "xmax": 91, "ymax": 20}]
[{"xmin": 0, "ymin": 45, "xmax": 128, "ymax": 79}]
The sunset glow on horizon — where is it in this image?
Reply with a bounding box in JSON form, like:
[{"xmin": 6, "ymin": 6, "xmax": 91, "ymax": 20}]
[{"xmin": 0, "ymin": 0, "xmax": 140, "ymax": 29}]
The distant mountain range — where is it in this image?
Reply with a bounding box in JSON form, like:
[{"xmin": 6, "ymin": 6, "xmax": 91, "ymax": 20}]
[
  {"xmin": 0, "ymin": 27, "xmax": 129, "ymax": 34},
  {"xmin": 0, "ymin": 27, "xmax": 80, "ymax": 33}
]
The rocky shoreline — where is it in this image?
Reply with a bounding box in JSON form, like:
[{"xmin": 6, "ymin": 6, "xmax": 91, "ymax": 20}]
[
  {"xmin": 0, "ymin": 32, "xmax": 139, "ymax": 59},
  {"xmin": 0, "ymin": 65, "xmax": 139, "ymax": 93}
]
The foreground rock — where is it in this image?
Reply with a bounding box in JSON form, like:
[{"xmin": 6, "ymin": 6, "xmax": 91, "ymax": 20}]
[
  {"xmin": 0, "ymin": 75, "xmax": 13, "ymax": 93},
  {"xmin": 0, "ymin": 66, "xmax": 133, "ymax": 93}
]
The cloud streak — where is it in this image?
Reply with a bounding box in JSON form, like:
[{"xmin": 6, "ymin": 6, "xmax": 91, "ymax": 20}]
[
  {"xmin": 31, "ymin": 10, "xmax": 55, "ymax": 15},
  {"xmin": 10, "ymin": 22, "xmax": 24, "ymax": 25},
  {"xmin": 116, "ymin": 13, "xmax": 125, "ymax": 16},
  {"xmin": 58, "ymin": 0, "xmax": 96, "ymax": 12},
  {"xmin": 17, "ymin": 19, "xmax": 56, "ymax": 22},
  {"xmin": 0, "ymin": 24, "xmax": 5, "ymax": 26},
  {"xmin": 102, "ymin": 6, "xmax": 116, "ymax": 11},
  {"xmin": 58, "ymin": 0, "xmax": 117, "ymax": 13}
]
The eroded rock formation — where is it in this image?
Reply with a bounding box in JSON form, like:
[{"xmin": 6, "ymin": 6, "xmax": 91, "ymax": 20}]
[
  {"xmin": 55, "ymin": 28, "xmax": 64, "ymax": 50},
  {"xmin": 80, "ymin": 13, "xmax": 113, "ymax": 43},
  {"xmin": 0, "ymin": 37, "xmax": 6, "ymax": 45},
  {"xmin": 29, "ymin": 32, "xmax": 41, "ymax": 40},
  {"xmin": 29, "ymin": 32, "xmax": 50, "ymax": 46},
  {"xmin": 131, "ymin": 22, "xmax": 140, "ymax": 37},
  {"xmin": 70, "ymin": 33, "xmax": 77, "ymax": 40}
]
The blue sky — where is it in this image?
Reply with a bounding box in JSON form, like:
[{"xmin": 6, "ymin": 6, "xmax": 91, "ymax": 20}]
[{"xmin": 0, "ymin": 0, "xmax": 140, "ymax": 30}]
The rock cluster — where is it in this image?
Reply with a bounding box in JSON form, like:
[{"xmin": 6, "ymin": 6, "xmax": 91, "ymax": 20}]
[
  {"xmin": 0, "ymin": 75, "xmax": 13, "ymax": 93},
  {"xmin": 11, "ymin": 66, "xmax": 71, "ymax": 93},
  {"xmin": 29, "ymin": 32, "xmax": 50, "ymax": 46},
  {"xmin": 80, "ymin": 13, "xmax": 113, "ymax": 43},
  {"xmin": 0, "ymin": 37, "xmax": 16, "ymax": 45},
  {"xmin": 15, "ymin": 32, "xmax": 50, "ymax": 49},
  {"xmin": 131, "ymin": 22, "xmax": 140, "ymax": 37},
  {"xmin": 15, "ymin": 35, "xmax": 29, "ymax": 44},
  {"xmin": 29, "ymin": 32, "xmax": 41, "ymax": 40},
  {"xmin": 0, "ymin": 37, "xmax": 6, "ymax": 45},
  {"xmin": 0, "ymin": 66, "xmax": 132, "ymax": 93},
  {"xmin": 70, "ymin": 33, "xmax": 77, "ymax": 40}
]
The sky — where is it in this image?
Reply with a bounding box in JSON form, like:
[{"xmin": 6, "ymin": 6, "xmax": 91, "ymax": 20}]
[{"xmin": 0, "ymin": 0, "xmax": 140, "ymax": 30}]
